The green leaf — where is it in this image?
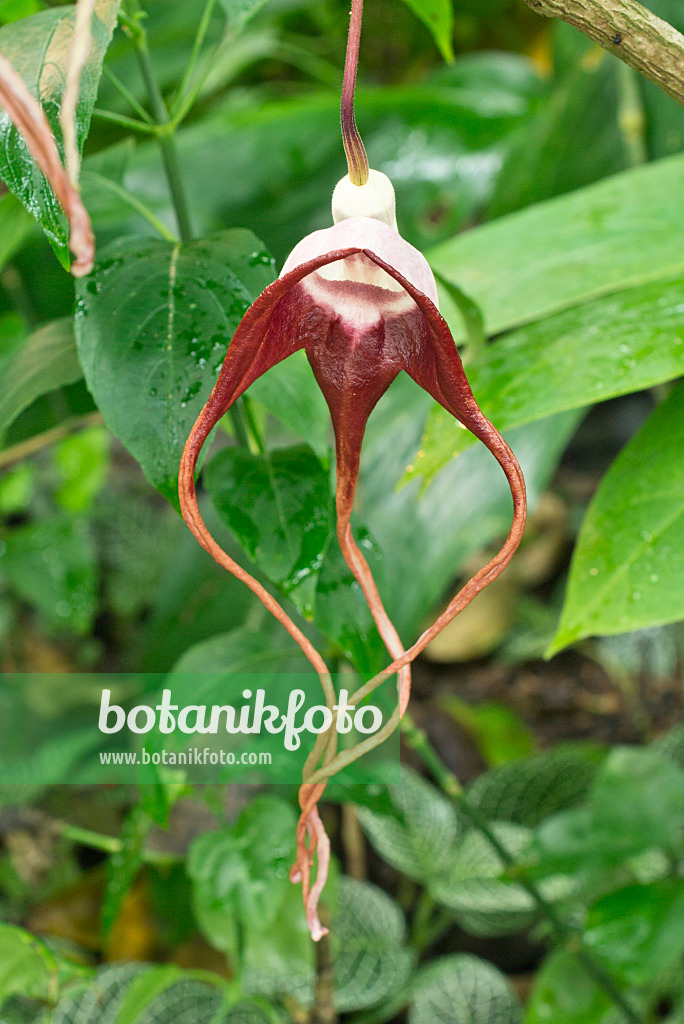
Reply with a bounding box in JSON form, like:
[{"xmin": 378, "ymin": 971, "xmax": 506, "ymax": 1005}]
[
  {"xmin": 429, "ymin": 152, "xmax": 684, "ymax": 341},
  {"xmin": 357, "ymin": 765, "xmax": 462, "ymax": 882},
  {"xmin": 523, "ymin": 949, "xmax": 613, "ymax": 1024},
  {"xmin": 409, "ymin": 275, "xmax": 684, "ymax": 483},
  {"xmin": 171, "ymin": 626, "xmax": 307, "ymax": 674},
  {"xmin": 0, "ymin": 192, "xmax": 33, "ymax": 267},
  {"xmin": 398, "ymin": 0, "xmax": 454, "ymax": 62},
  {"xmin": 428, "ymin": 824, "xmax": 547, "ymax": 937},
  {"xmin": 205, "ymin": 444, "xmax": 332, "ymax": 616},
  {"xmin": 248, "ymin": 351, "xmax": 330, "ymax": 457},
  {"xmin": 465, "ymin": 745, "xmax": 605, "ymax": 826},
  {"xmin": 0, "ymin": 923, "xmax": 59, "ymax": 1007},
  {"xmin": 102, "ymin": 807, "xmax": 152, "ymax": 935},
  {"xmin": 410, "ymin": 954, "xmax": 522, "ymax": 1024},
  {"xmin": 551, "ymin": 381, "xmax": 684, "ymax": 652},
  {"xmin": 0, "ymin": 515, "xmax": 97, "ymax": 634},
  {"xmin": 74, "ymin": 231, "xmax": 275, "ymax": 504},
  {"xmin": 441, "ymin": 698, "xmax": 536, "ymax": 766},
  {"xmin": 332, "ymin": 877, "xmax": 413, "ymax": 1013},
  {"xmin": 188, "ymin": 795, "xmax": 298, "ymax": 957},
  {"xmin": 0, "ymin": 318, "xmax": 81, "ymax": 436},
  {"xmin": 584, "ymin": 880, "xmax": 684, "ymax": 987},
  {"xmin": 0, "ymin": 0, "xmax": 120, "ymax": 264},
  {"xmin": 533, "ymin": 747, "xmax": 684, "ymax": 873},
  {"xmin": 53, "ymin": 424, "xmax": 109, "ymax": 512}
]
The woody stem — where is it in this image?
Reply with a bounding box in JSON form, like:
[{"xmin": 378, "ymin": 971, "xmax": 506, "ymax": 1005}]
[{"xmin": 341, "ymin": 0, "xmax": 369, "ymax": 185}]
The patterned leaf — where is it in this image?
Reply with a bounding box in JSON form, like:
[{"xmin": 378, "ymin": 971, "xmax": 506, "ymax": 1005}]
[{"xmin": 410, "ymin": 955, "xmax": 522, "ymax": 1024}]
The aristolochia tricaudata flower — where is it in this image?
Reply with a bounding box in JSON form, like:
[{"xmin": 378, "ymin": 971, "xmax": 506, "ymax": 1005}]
[{"xmin": 179, "ymin": 0, "xmax": 526, "ymax": 941}]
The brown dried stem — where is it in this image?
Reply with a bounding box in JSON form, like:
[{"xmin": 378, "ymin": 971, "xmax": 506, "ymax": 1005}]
[{"xmin": 524, "ymin": 0, "xmax": 684, "ymax": 109}]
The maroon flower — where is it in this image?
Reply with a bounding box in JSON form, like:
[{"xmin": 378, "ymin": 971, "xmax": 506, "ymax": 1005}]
[{"xmin": 179, "ymin": 0, "xmax": 526, "ymax": 941}]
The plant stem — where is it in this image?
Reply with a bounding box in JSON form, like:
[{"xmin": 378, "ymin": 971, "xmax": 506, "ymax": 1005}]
[
  {"xmin": 127, "ymin": 1, "xmax": 194, "ymax": 242},
  {"xmin": 59, "ymin": 820, "xmax": 180, "ymax": 866},
  {"xmin": 102, "ymin": 64, "xmax": 155, "ymax": 123},
  {"xmin": 169, "ymin": 0, "xmax": 219, "ymax": 124},
  {"xmin": 524, "ymin": 0, "xmax": 684, "ymax": 109},
  {"xmin": 92, "ymin": 107, "xmax": 157, "ymax": 133},
  {"xmin": 400, "ymin": 713, "xmax": 642, "ymax": 1024},
  {"xmin": 0, "ymin": 412, "xmax": 104, "ymax": 470},
  {"xmin": 81, "ymin": 170, "xmax": 178, "ymax": 242}
]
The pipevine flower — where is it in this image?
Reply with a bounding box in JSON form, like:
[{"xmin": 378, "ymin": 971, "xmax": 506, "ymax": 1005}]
[{"xmin": 179, "ymin": 0, "xmax": 526, "ymax": 942}]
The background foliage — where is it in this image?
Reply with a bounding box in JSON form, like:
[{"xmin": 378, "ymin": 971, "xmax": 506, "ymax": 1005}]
[{"xmin": 0, "ymin": 0, "xmax": 683, "ymax": 1022}]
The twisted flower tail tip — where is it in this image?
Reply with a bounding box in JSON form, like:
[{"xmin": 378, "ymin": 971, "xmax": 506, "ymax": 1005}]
[
  {"xmin": 0, "ymin": 53, "xmax": 94, "ymax": 276},
  {"xmin": 178, "ymin": 172, "xmax": 527, "ymax": 940}
]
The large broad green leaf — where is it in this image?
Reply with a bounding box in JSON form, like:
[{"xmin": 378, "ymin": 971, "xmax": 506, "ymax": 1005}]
[
  {"xmin": 429, "ymin": 152, "xmax": 684, "ymax": 340},
  {"xmin": 0, "ymin": 0, "xmax": 120, "ymax": 264},
  {"xmin": 204, "ymin": 444, "xmax": 332, "ymax": 617},
  {"xmin": 0, "ymin": 318, "xmax": 81, "ymax": 435},
  {"xmin": 398, "ymin": 0, "xmax": 454, "ymax": 62},
  {"xmin": 408, "ymin": 274, "xmax": 684, "ymax": 484},
  {"xmin": 551, "ymin": 382, "xmax": 684, "ymax": 652},
  {"xmin": 584, "ymin": 880, "xmax": 684, "ymax": 988},
  {"xmin": 410, "ymin": 955, "xmax": 522, "ymax": 1024},
  {"xmin": 74, "ymin": 230, "xmax": 275, "ymax": 504}
]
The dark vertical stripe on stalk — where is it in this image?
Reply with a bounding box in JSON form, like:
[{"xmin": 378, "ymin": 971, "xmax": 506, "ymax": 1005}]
[{"xmin": 341, "ymin": 0, "xmax": 369, "ymax": 186}]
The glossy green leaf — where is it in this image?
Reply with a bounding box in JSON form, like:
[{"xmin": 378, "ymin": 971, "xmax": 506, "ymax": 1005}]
[
  {"xmin": 205, "ymin": 444, "xmax": 331, "ymax": 615},
  {"xmin": 410, "ymin": 954, "xmax": 522, "ymax": 1024},
  {"xmin": 551, "ymin": 382, "xmax": 684, "ymax": 652},
  {"xmin": 584, "ymin": 880, "xmax": 684, "ymax": 987},
  {"xmin": 429, "ymin": 152, "xmax": 684, "ymax": 340},
  {"xmin": 0, "ymin": 515, "xmax": 97, "ymax": 634},
  {"xmin": 74, "ymin": 231, "xmax": 275, "ymax": 504},
  {"xmin": 408, "ymin": 274, "xmax": 684, "ymax": 483},
  {"xmin": 523, "ymin": 949, "xmax": 613, "ymax": 1024},
  {"xmin": 398, "ymin": 0, "xmax": 454, "ymax": 62},
  {"xmin": 0, "ymin": 0, "xmax": 120, "ymax": 263},
  {"xmin": 0, "ymin": 318, "xmax": 81, "ymax": 436}
]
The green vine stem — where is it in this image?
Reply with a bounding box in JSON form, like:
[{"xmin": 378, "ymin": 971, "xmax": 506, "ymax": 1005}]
[
  {"xmin": 400, "ymin": 714, "xmax": 642, "ymax": 1024},
  {"xmin": 124, "ymin": 0, "xmax": 194, "ymax": 242}
]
